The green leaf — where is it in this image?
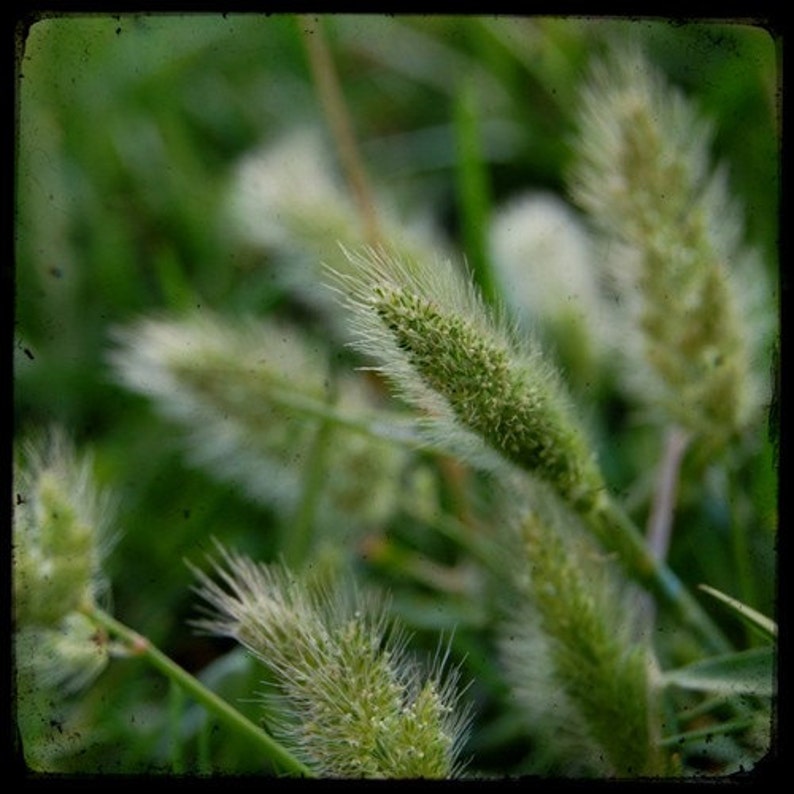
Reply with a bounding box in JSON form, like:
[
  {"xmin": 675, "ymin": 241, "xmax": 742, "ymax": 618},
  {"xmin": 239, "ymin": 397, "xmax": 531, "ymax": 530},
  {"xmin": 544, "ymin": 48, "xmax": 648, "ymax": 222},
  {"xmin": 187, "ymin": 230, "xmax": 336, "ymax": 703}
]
[
  {"xmin": 453, "ymin": 77, "xmax": 497, "ymax": 306},
  {"xmin": 659, "ymin": 717, "xmax": 761, "ymax": 748},
  {"xmin": 698, "ymin": 584, "xmax": 777, "ymax": 640},
  {"xmin": 662, "ymin": 647, "xmax": 775, "ymax": 697}
]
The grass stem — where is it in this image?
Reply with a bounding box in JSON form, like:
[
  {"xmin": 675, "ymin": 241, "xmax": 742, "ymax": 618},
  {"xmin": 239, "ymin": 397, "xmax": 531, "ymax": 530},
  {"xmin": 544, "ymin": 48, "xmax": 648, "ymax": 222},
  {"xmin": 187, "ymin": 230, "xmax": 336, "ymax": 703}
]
[
  {"xmin": 585, "ymin": 496, "xmax": 731, "ymax": 655},
  {"xmin": 84, "ymin": 606, "xmax": 313, "ymax": 778},
  {"xmin": 298, "ymin": 15, "xmax": 382, "ymax": 248},
  {"xmin": 646, "ymin": 426, "xmax": 690, "ymax": 562}
]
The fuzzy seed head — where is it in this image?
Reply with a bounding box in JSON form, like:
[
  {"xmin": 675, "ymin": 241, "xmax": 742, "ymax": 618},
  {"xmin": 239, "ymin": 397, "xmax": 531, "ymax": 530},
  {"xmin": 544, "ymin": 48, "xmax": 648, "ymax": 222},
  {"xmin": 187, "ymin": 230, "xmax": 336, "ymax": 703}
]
[
  {"xmin": 329, "ymin": 246, "xmax": 605, "ymax": 511},
  {"xmin": 569, "ymin": 45, "xmax": 773, "ymax": 448},
  {"xmin": 503, "ymin": 509, "xmax": 660, "ymax": 776},
  {"xmin": 13, "ymin": 429, "xmax": 114, "ymax": 628},
  {"xmin": 226, "ymin": 129, "xmax": 449, "ymax": 338},
  {"xmin": 13, "ymin": 429, "xmax": 114, "ymax": 692},
  {"xmin": 109, "ymin": 312, "xmax": 407, "ymax": 527},
  {"xmin": 16, "ymin": 614, "xmax": 109, "ymax": 694},
  {"xmin": 192, "ymin": 545, "xmax": 469, "ymax": 778}
]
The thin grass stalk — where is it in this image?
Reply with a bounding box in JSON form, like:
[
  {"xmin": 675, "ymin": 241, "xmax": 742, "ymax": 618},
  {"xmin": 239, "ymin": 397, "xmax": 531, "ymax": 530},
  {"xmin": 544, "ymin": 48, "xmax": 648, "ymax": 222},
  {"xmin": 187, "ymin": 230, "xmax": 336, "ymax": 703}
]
[
  {"xmin": 284, "ymin": 390, "xmax": 338, "ymax": 567},
  {"xmin": 584, "ymin": 497, "xmax": 731, "ymax": 654},
  {"xmin": 453, "ymin": 77, "xmax": 498, "ymax": 305},
  {"xmin": 646, "ymin": 426, "xmax": 691, "ymax": 562},
  {"xmin": 83, "ymin": 606, "xmax": 313, "ymax": 777},
  {"xmin": 169, "ymin": 678, "xmax": 187, "ymax": 774},
  {"xmin": 298, "ymin": 15, "xmax": 382, "ymax": 248}
]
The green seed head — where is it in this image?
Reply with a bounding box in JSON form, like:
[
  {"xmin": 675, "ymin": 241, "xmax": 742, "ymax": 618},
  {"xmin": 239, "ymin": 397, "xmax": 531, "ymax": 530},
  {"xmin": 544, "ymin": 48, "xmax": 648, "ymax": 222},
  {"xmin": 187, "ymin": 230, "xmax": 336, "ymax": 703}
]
[
  {"xmin": 13, "ymin": 430, "xmax": 114, "ymax": 628},
  {"xmin": 570, "ymin": 45, "xmax": 773, "ymax": 449},
  {"xmin": 329, "ymin": 246, "xmax": 605, "ymax": 512},
  {"xmin": 502, "ymin": 509, "xmax": 661, "ymax": 776},
  {"xmin": 192, "ymin": 545, "xmax": 469, "ymax": 778},
  {"xmin": 13, "ymin": 430, "xmax": 114, "ymax": 694}
]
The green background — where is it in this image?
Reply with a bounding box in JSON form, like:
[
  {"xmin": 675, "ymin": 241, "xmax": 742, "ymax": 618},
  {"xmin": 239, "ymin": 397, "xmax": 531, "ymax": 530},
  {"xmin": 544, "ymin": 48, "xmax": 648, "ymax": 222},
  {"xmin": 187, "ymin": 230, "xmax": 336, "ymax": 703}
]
[{"xmin": 14, "ymin": 14, "xmax": 779, "ymax": 775}]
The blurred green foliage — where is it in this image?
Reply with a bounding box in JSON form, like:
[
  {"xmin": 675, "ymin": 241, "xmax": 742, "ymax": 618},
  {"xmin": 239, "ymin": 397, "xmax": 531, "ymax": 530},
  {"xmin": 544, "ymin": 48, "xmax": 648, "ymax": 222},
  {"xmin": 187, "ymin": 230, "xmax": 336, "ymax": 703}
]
[{"xmin": 14, "ymin": 14, "xmax": 778, "ymax": 776}]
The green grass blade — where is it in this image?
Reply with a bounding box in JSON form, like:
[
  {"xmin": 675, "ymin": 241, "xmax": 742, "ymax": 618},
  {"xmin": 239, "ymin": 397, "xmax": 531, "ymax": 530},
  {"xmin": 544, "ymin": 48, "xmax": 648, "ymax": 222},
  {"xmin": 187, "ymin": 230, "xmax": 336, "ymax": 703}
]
[
  {"xmin": 453, "ymin": 77, "xmax": 497, "ymax": 306},
  {"xmin": 662, "ymin": 647, "xmax": 775, "ymax": 697},
  {"xmin": 698, "ymin": 584, "xmax": 777, "ymax": 640}
]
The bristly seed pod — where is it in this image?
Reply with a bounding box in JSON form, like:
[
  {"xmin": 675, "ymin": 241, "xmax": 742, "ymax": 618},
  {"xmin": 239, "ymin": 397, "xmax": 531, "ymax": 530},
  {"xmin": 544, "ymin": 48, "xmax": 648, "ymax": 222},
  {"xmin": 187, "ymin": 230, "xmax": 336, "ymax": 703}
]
[
  {"xmin": 327, "ymin": 245, "xmax": 606, "ymax": 512},
  {"xmin": 13, "ymin": 429, "xmax": 116, "ymax": 691},
  {"xmin": 191, "ymin": 544, "xmax": 470, "ymax": 778},
  {"xmin": 569, "ymin": 45, "xmax": 773, "ymax": 451}
]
